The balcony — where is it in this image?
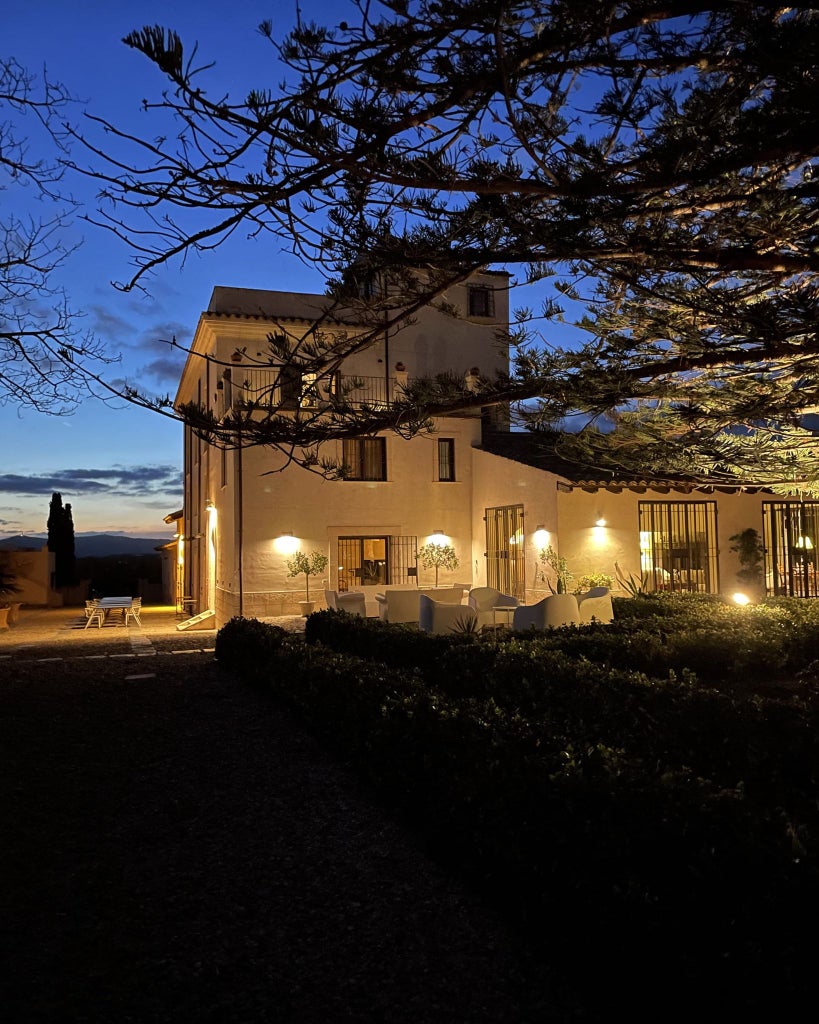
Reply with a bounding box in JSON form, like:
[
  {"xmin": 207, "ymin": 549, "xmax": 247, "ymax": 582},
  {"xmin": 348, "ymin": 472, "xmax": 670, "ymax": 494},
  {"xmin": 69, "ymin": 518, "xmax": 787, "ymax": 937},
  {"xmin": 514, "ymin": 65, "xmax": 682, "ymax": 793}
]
[{"xmin": 218, "ymin": 369, "xmax": 409, "ymax": 416}]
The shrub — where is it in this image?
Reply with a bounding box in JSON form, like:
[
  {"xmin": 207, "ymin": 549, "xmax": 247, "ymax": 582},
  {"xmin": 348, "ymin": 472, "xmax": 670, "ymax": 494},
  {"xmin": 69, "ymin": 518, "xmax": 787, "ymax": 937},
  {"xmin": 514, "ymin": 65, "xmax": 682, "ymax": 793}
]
[{"xmin": 216, "ymin": 613, "xmax": 819, "ymax": 1015}]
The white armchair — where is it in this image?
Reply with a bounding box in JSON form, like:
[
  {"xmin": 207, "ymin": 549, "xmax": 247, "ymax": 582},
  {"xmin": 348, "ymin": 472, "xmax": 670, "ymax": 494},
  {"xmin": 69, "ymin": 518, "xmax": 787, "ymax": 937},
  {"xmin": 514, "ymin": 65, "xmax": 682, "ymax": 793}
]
[
  {"xmin": 324, "ymin": 590, "xmax": 367, "ymax": 616},
  {"xmin": 419, "ymin": 595, "xmax": 478, "ymax": 635},
  {"xmin": 467, "ymin": 587, "xmax": 519, "ymax": 629},
  {"xmin": 512, "ymin": 594, "xmax": 581, "ymax": 631},
  {"xmin": 577, "ymin": 587, "xmax": 614, "ymax": 624},
  {"xmin": 375, "ymin": 586, "xmax": 464, "ymax": 624}
]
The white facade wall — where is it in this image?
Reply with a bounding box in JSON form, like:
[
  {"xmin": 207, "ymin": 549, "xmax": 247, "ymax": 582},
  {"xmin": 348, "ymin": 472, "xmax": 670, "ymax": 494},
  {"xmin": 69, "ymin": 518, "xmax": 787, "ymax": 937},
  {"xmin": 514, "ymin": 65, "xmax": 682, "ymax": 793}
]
[
  {"xmin": 178, "ymin": 276, "xmax": 512, "ymax": 625},
  {"xmin": 557, "ymin": 486, "xmax": 769, "ymax": 595},
  {"xmin": 210, "ymin": 415, "xmax": 482, "ymax": 621},
  {"xmin": 470, "ymin": 448, "xmax": 560, "ymax": 602}
]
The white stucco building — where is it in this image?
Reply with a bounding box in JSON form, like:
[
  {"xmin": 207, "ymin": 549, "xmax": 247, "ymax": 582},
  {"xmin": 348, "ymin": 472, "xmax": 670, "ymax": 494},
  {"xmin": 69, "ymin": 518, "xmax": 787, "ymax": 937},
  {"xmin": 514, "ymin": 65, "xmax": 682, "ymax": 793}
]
[{"xmin": 174, "ymin": 276, "xmax": 819, "ymax": 626}]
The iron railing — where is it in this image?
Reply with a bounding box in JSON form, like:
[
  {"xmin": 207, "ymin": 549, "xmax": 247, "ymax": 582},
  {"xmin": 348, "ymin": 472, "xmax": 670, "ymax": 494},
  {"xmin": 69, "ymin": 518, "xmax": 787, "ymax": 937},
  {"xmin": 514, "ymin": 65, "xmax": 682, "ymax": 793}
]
[{"xmin": 220, "ymin": 369, "xmax": 405, "ymax": 414}]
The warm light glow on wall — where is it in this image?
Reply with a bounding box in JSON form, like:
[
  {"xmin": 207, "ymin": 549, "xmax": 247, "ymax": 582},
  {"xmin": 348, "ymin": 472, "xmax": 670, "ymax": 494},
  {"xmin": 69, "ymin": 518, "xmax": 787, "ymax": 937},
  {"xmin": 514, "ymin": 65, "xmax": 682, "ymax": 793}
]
[
  {"xmin": 595, "ymin": 517, "xmax": 607, "ymax": 527},
  {"xmin": 533, "ymin": 526, "xmax": 549, "ymax": 547},
  {"xmin": 429, "ymin": 530, "xmax": 448, "ymax": 546},
  {"xmin": 639, "ymin": 530, "xmax": 653, "ymax": 572},
  {"xmin": 274, "ymin": 532, "xmax": 300, "ymax": 555}
]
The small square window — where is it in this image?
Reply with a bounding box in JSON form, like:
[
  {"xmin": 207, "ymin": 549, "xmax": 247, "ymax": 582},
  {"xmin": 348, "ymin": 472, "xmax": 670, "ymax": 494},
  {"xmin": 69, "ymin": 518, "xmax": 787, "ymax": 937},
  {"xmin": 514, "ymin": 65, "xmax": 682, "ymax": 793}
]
[
  {"xmin": 467, "ymin": 286, "xmax": 495, "ymax": 318},
  {"xmin": 342, "ymin": 437, "xmax": 387, "ymax": 480}
]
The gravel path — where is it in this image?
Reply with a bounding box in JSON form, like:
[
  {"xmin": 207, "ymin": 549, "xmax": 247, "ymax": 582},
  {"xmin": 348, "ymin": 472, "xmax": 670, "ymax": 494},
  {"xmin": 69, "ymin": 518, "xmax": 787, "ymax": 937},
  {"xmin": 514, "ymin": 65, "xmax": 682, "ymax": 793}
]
[{"xmin": 1, "ymin": 654, "xmax": 554, "ymax": 1023}]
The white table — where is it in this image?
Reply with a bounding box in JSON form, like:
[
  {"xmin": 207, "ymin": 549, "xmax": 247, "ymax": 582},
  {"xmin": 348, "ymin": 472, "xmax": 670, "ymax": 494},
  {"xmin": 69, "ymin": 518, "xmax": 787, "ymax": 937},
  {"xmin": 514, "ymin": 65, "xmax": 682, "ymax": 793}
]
[
  {"xmin": 97, "ymin": 597, "xmax": 135, "ymax": 625},
  {"xmin": 492, "ymin": 604, "xmax": 517, "ymax": 628}
]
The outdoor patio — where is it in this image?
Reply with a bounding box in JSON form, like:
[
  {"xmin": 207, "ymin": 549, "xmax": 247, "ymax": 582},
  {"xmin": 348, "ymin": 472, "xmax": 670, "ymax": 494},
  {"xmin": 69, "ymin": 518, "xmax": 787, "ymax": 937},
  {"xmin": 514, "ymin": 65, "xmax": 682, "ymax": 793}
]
[{"xmin": 0, "ymin": 605, "xmax": 305, "ymax": 662}]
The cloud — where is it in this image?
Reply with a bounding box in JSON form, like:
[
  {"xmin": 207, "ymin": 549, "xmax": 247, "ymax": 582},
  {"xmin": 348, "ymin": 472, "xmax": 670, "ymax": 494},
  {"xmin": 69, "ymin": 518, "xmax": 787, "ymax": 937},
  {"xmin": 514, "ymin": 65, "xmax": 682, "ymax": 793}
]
[
  {"xmin": 87, "ymin": 305, "xmax": 133, "ymax": 340},
  {"xmin": 0, "ymin": 465, "xmax": 182, "ymax": 499}
]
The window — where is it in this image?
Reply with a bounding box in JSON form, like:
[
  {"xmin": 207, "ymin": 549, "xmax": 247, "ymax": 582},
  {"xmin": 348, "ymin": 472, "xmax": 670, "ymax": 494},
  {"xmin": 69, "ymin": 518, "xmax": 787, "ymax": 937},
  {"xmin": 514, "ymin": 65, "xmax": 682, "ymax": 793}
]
[
  {"xmin": 638, "ymin": 501, "xmax": 718, "ymax": 593},
  {"xmin": 337, "ymin": 535, "xmax": 418, "ymax": 591},
  {"xmin": 342, "ymin": 437, "xmax": 387, "ymax": 480},
  {"xmin": 338, "ymin": 536, "xmax": 389, "ymax": 590},
  {"xmin": 468, "ymin": 285, "xmax": 495, "ymax": 318},
  {"xmin": 763, "ymin": 501, "xmax": 819, "ymax": 597},
  {"xmin": 437, "ymin": 438, "xmax": 455, "ymax": 481}
]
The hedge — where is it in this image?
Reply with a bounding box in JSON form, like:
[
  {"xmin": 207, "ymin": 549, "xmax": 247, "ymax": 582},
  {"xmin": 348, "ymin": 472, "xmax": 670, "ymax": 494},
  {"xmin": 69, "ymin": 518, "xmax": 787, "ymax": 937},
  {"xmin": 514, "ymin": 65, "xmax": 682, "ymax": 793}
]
[{"xmin": 216, "ymin": 614, "xmax": 819, "ymax": 1017}]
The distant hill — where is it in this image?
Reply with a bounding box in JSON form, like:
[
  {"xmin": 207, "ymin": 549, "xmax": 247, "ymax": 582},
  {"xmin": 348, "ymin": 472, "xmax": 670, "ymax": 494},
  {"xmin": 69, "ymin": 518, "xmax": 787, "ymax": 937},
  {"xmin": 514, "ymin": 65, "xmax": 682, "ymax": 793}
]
[{"xmin": 0, "ymin": 534, "xmax": 174, "ymax": 557}]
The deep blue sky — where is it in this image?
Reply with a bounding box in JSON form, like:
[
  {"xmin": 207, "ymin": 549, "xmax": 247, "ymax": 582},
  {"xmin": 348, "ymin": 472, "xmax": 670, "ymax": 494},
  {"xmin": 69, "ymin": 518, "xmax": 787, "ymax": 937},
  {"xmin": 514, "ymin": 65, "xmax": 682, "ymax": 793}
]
[
  {"xmin": 1, "ymin": 1, "xmax": 339, "ymax": 536},
  {"xmin": 3, "ymin": 1, "xmax": 576, "ymax": 538}
]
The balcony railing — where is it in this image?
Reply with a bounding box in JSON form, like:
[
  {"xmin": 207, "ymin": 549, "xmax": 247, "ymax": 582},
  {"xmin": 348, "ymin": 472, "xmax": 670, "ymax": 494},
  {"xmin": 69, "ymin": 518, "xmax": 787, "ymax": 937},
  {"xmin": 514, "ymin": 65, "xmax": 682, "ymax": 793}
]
[{"xmin": 219, "ymin": 369, "xmax": 409, "ymax": 415}]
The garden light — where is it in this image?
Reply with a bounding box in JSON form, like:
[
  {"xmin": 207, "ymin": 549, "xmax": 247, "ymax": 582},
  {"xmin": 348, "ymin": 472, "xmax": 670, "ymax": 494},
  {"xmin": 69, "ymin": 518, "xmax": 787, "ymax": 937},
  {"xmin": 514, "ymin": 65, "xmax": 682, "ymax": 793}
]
[{"xmin": 732, "ymin": 592, "xmax": 751, "ymax": 606}]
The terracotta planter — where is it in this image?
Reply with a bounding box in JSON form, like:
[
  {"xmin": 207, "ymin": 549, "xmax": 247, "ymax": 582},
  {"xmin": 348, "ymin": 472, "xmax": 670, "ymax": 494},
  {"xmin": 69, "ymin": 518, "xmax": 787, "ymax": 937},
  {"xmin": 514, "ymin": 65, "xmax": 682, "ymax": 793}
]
[
  {"xmin": 0, "ymin": 606, "xmax": 9, "ymax": 630},
  {"xmin": 298, "ymin": 600, "xmax": 315, "ymax": 617}
]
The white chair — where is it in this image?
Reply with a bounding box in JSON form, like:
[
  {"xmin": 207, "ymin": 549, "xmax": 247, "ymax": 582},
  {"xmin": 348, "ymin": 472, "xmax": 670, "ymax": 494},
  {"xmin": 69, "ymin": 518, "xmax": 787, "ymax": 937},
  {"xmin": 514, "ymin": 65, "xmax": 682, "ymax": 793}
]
[
  {"xmin": 467, "ymin": 587, "xmax": 519, "ymax": 629},
  {"xmin": 577, "ymin": 587, "xmax": 614, "ymax": 624},
  {"xmin": 125, "ymin": 597, "xmax": 143, "ymax": 627},
  {"xmin": 513, "ymin": 594, "xmax": 581, "ymax": 631},
  {"xmin": 375, "ymin": 587, "xmax": 464, "ymax": 624},
  {"xmin": 324, "ymin": 589, "xmax": 366, "ymax": 616},
  {"xmin": 83, "ymin": 600, "xmax": 104, "ymax": 629},
  {"xmin": 419, "ymin": 594, "xmax": 478, "ymax": 635}
]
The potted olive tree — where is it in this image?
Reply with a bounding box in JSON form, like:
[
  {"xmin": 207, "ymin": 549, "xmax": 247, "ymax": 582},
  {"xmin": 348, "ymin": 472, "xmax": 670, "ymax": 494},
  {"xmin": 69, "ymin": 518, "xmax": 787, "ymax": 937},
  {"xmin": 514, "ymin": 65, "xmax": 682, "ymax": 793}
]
[
  {"xmin": 539, "ymin": 544, "xmax": 579, "ymax": 620},
  {"xmin": 540, "ymin": 544, "xmax": 573, "ymax": 593},
  {"xmin": 285, "ymin": 550, "xmax": 329, "ymax": 616},
  {"xmin": 417, "ymin": 542, "xmax": 459, "ymax": 587}
]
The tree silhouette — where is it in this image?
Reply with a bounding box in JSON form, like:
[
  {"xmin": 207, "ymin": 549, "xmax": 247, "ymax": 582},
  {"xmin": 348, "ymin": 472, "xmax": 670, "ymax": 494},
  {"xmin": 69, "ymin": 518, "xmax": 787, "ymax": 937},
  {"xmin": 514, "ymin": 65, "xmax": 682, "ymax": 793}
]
[
  {"xmin": 0, "ymin": 59, "xmax": 114, "ymax": 413},
  {"xmin": 47, "ymin": 491, "xmax": 77, "ymax": 588},
  {"xmin": 73, "ymin": 3, "xmax": 819, "ymax": 491}
]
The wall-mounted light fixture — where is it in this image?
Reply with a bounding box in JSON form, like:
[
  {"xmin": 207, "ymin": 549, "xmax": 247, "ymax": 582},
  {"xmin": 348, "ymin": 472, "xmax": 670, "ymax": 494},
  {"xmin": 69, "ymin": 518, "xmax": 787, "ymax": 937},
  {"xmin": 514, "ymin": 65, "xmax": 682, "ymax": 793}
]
[
  {"xmin": 533, "ymin": 525, "xmax": 549, "ymax": 547},
  {"xmin": 205, "ymin": 499, "xmax": 216, "ymax": 514},
  {"xmin": 274, "ymin": 531, "xmax": 299, "ymax": 555},
  {"xmin": 429, "ymin": 529, "xmax": 448, "ymax": 546},
  {"xmin": 595, "ymin": 517, "xmax": 607, "ymax": 527}
]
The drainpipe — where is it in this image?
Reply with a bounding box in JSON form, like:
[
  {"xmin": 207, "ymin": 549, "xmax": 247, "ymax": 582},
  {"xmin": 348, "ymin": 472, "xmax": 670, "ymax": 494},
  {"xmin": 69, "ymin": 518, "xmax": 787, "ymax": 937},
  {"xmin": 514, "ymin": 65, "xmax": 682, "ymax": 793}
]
[{"xmin": 237, "ymin": 424, "xmax": 244, "ymax": 617}]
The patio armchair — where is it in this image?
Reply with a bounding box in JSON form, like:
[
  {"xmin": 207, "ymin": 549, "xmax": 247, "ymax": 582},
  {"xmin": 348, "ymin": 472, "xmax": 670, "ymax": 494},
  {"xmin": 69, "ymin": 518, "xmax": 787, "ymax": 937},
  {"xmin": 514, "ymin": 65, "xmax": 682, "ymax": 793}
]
[
  {"xmin": 324, "ymin": 589, "xmax": 367, "ymax": 616},
  {"xmin": 467, "ymin": 587, "xmax": 519, "ymax": 629},
  {"xmin": 512, "ymin": 594, "xmax": 582, "ymax": 631},
  {"xmin": 418, "ymin": 594, "xmax": 478, "ymax": 636},
  {"xmin": 375, "ymin": 586, "xmax": 464, "ymax": 624},
  {"xmin": 577, "ymin": 587, "xmax": 614, "ymax": 624}
]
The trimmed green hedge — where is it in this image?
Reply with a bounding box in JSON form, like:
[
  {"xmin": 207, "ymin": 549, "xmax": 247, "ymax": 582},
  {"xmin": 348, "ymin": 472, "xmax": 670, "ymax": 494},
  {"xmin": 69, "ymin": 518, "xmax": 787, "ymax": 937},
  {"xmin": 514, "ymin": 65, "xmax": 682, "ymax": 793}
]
[
  {"xmin": 217, "ymin": 613, "xmax": 819, "ymax": 1017},
  {"xmin": 305, "ymin": 596, "xmax": 819, "ymax": 689}
]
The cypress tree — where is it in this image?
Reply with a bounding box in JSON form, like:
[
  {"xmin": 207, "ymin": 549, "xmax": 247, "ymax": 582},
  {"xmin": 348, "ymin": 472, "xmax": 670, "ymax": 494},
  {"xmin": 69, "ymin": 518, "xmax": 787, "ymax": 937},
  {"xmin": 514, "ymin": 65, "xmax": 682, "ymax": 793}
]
[{"xmin": 47, "ymin": 492, "xmax": 77, "ymax": 588}]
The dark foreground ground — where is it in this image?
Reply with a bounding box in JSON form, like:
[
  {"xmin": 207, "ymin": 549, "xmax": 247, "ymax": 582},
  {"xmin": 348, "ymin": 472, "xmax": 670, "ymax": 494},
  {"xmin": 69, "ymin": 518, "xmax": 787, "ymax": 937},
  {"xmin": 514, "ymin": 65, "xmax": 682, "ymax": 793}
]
[{"xmin": 1, "ymin": 652, "xmax": 557, "ymax": 1024}]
